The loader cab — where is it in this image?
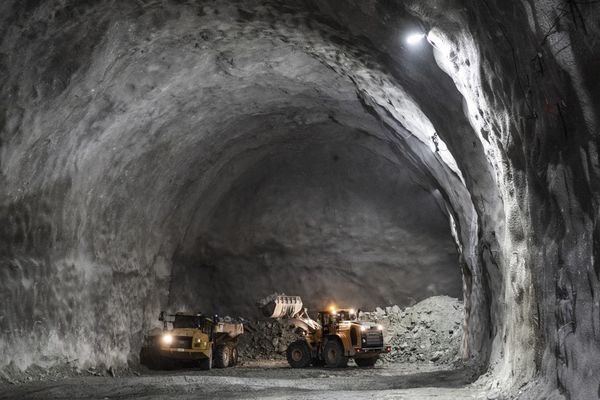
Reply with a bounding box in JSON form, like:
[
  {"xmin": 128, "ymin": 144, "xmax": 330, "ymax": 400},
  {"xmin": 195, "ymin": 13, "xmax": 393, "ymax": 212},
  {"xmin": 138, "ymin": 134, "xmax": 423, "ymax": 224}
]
[
  {"xmin": 336, "ymin": 309, "xmax": 358, "ymax": 322},
  {"xmin": 318, "ymin": 308, "xmax": 357, "ymax": 334}
]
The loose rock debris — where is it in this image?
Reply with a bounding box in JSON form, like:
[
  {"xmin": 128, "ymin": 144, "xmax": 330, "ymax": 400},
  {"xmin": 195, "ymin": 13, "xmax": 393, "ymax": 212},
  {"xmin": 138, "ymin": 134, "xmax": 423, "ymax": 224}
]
[{"xmin": 360, "ymin": 296, "xmax": 464, "ymax": 365}]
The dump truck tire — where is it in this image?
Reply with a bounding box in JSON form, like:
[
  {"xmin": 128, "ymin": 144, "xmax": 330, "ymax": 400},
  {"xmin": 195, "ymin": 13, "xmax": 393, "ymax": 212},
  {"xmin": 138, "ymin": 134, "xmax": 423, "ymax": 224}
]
[
  {"xmin": 198, "ymin": 355, "xmax": 212, "ymax": 370},
  {"xmin": 323, "ymin": 340, "xmax": 348, "ymax": 368},
  {"xmin": 286, "ymin": 340, "xmax": 311, "ymax": 368},
  {"xmin": 355, "ymin": 356, "xmax": 378, "ymax": 367},
  {"xmin": 229, "ymin": 344, "xmax": 239, "ymax": 366},
  {"xmin": 140, "ymin": 347, "xmax": 163, "ymax": 370},
  {"xmin": 214, "ymin": 344, "xmax": 230, "ymax": 368}
]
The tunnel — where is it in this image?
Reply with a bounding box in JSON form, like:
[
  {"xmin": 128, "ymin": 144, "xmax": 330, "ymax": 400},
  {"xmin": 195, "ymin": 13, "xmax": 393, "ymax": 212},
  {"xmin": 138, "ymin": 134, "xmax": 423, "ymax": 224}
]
[{"xmin": 0, "ymin": 0, "xmax": 599, "ymax": 399}]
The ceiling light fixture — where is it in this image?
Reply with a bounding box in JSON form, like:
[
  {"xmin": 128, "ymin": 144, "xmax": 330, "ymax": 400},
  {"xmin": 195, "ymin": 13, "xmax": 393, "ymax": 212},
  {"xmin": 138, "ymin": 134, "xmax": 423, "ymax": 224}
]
[{"xmin": 406, "ymin": 32, "xmax": 426, "ymax": 45}]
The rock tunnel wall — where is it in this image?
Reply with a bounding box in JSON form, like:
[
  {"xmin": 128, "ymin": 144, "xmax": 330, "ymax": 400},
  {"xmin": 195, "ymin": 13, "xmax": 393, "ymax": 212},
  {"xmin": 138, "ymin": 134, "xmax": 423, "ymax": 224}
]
[
  {"xmin": 409, "ymin": 1, "xmax": 600, "ymax": 397},
  {"xmin": 0, "ymin": 0, "xmax": 599, "ymax": 398}
]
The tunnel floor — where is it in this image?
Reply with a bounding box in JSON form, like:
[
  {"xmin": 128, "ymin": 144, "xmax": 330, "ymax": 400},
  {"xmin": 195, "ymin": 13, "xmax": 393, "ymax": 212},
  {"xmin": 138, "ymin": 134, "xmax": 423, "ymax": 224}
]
[{"xmin": 0, "ymin": 361, "xmax": 485, "ymax": 400}]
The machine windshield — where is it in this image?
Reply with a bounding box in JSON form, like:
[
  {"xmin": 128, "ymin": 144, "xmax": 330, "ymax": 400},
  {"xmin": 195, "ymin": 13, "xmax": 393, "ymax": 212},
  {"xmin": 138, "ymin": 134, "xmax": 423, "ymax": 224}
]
[
  {"xmin": 337, "ymin": 311, "xmax": 357, "ymax": 321},
  {"xmin": 172, "ymin": 315, "xmax": 204, "ymax": 329},
  {"xmin": 319, "ymin": 310, "xmax": 357, "ymax": 324}
]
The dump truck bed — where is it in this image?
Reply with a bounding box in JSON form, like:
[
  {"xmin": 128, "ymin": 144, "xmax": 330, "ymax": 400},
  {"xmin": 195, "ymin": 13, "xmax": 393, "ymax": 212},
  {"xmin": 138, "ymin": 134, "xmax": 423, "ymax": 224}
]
[{"xmin": 214, "ymin": 322, "xmax": 244, "ymax": 338}]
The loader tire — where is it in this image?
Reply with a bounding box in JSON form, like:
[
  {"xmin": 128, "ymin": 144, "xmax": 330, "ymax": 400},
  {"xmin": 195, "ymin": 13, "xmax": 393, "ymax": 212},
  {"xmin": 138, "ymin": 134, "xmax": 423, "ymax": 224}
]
[
  {"xmin": 214, "ymin": 344, "xmax": 231, "ymax": 368},
  {"xmin": 286, "ymin": 340, "xmax": 311, "ymax": 368},
  {"xmin": 323, "ymin": 340, "xmax": 348, "ymax": 368},
  {"xmin": 354, "ymin": 356, "xmax": 378, "ymax": 367},
  {"xmin": 311, "ymin": 357, "xmax": 325, "ymax": 367}
]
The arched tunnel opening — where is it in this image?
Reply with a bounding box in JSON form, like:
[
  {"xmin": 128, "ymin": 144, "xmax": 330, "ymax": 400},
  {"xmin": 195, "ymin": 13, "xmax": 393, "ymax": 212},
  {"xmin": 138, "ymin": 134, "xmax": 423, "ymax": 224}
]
[
  {"xmin": 170, "ymin": 126, "xmax": 463, "ymax": 317},
  {"xmin": 0, "ymin": 1, "xmax": 599, "ymax": 399}
]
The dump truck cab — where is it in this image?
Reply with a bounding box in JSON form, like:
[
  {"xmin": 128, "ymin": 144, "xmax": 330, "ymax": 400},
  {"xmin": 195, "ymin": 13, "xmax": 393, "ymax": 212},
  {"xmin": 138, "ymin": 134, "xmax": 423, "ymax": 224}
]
[{"xmin": 140, "ymin": 312, "xmax": 243, "ymax": 370}]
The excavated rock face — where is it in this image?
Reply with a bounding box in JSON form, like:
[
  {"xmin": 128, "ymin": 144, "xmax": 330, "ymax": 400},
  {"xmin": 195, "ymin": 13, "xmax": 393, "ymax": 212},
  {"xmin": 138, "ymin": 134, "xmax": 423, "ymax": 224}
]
[{"xmin": 0, "ymin": 0, "xmax": 598, "ymax": 398}]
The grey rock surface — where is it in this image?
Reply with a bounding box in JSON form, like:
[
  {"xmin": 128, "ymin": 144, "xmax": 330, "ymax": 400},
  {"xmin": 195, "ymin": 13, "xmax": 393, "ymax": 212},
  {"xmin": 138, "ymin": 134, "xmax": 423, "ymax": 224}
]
[
  {"xmin": 0, "ymin": 0, "xmax": 598, "ymax": 399},
  {"xmin": 361, "ymin": 296, "xmax": 464, "ymax": 365}
]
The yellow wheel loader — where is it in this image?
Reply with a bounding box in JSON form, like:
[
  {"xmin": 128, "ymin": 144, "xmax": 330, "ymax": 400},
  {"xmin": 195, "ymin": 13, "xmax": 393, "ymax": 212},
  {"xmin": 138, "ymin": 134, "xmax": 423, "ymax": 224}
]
[
  {"xmin": 260, "ymin": 296, "xmax": 391, "ymax": 368},
  {"xmin": 140, "ymin": 312, "xmax": 243, "ymax": 370}
]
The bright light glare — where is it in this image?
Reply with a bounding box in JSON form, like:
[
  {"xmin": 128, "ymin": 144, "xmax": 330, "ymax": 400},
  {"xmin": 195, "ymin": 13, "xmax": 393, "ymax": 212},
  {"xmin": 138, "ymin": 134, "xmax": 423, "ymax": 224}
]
[
  {"xmin": 406, "ymin": 33, "xmax": 426, "ymax": 45},
  {"xmin": 162, "ymin": 334, "xmax": 173, "ymax": 345},
  {"xmin": 377, "ymin": 324, "xmax": 384, "ymax": 331}
]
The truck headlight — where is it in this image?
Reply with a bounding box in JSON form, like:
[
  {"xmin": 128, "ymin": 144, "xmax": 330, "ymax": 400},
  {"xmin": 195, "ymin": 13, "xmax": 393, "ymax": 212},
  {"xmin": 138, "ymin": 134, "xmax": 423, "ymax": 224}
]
[
  {"xmin": 377, "ymin": 324, "xmax": 383, "ymax": 331},
  {"xmin": 361, "ymin": 326, "xmax": 367, "ymax": 332},
  {"xmin": 162, "ymin": 334, "xmax": 173, "ymax": 345}
]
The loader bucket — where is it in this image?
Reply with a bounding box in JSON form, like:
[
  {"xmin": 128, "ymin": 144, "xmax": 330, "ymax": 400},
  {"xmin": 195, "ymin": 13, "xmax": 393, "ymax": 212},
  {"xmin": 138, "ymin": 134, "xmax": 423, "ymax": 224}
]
[{"xmin": 260, "ymin": 295, "xmax": 304, "ymax": 318}]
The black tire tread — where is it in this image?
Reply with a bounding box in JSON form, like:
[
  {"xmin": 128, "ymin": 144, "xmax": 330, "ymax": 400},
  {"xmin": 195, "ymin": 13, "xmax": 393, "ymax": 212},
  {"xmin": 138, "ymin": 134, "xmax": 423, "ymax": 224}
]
[
  {"xmin": 214, "ymin": 344, "xmax": 230, "ymax": 368},
  {"xmin": 323, "ymin": 339, "xmax": 349, "ymax": 368},
  {"xmin": 229, "ymin": 343, "xmax": 239, "ymax": 367},
  {"xmin": 286, "ymin": 340, "xmax": 311, "ymax": 368},
  {"xmin": 354, "ymin": 356, "xmax": 378, "ymax": 367}
]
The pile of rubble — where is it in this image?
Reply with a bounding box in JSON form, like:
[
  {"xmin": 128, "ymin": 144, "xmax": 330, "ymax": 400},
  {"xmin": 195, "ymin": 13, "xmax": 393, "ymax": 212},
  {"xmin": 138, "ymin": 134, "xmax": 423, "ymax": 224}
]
[
  {"xmin": 360, "ymin": 296, "xmax": 464, "ymax": 365},
  {"xmin": 237, "ymin": 318, "xmax": 301, "ymax": 360},
  {"xmin": 235, "ymin": 292, "xmax": 300, "ymax": 360}
]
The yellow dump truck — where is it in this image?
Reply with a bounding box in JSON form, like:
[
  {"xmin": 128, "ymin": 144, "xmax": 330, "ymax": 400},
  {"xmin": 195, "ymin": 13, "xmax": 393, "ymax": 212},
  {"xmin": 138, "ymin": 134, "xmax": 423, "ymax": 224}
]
[
  {"xmin": 140, "ymin": 312, "xmax": 244, "ymax": 370},
  {"xmin": 261, "ymin": 296, "xmax": 391, "ymax": 368}
]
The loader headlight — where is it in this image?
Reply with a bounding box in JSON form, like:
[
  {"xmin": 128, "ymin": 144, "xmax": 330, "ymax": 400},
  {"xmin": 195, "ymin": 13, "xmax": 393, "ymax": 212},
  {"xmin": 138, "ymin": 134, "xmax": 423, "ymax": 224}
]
[
  {"xmin": 162, "ymin": 334, "xmax": 173, "ymax": 345},
  {"xmin": 377, "ymin": 324, "xmax": 383, "ymax": 331}
]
